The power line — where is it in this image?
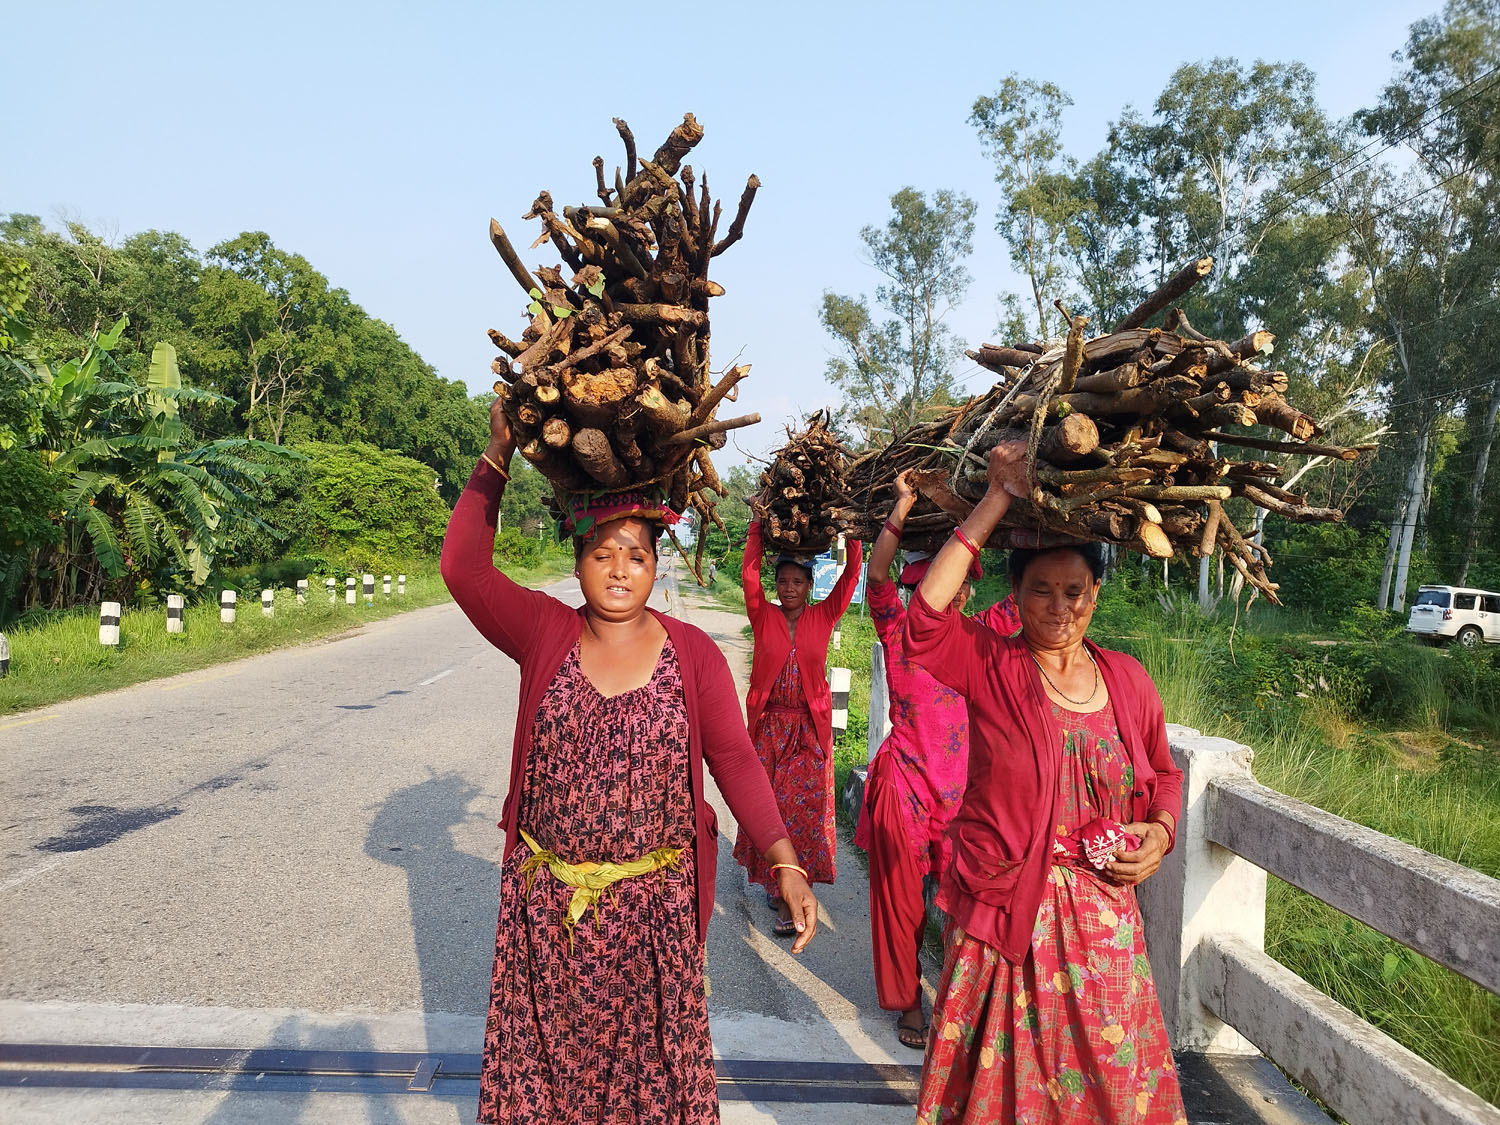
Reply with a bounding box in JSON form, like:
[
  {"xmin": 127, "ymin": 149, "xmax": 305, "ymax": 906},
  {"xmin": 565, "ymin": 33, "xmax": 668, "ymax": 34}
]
[{"xmin": 1216, "ymin": 65, "xmax": 1500, "ymax": 254}]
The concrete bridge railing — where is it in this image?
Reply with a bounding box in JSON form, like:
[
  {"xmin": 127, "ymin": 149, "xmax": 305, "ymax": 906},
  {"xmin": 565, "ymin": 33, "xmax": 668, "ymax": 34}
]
[{"xmin": 851, "ymin": 640, "xmax": 1500, "ymax": 1125}]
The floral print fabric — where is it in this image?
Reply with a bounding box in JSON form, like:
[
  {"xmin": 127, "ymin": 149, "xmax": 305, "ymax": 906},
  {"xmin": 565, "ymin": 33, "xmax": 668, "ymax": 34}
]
[
  {"xmin": 733, "ymin": 646, "xmax": 835, "ymax": 890},
  {"xmin": 915, "ymin": 699, "xmax": 1187, "ymax": 1125}
]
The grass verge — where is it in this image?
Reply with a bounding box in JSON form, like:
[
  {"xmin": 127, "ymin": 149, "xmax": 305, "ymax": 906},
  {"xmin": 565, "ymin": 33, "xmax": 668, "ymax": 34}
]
[{"xmin": 0, "ymin": 554, "xmax": 575, "ymax": 715}]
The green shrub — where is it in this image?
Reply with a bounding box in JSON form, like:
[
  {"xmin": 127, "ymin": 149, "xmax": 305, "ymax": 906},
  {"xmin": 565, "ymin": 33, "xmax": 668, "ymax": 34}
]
[{"xmin": 262, "ymin": 441, "xmax": 451, "ymax": 571}]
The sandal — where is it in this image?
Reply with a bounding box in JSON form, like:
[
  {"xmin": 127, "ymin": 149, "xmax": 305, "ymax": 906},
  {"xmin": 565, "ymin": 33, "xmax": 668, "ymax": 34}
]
[
  {"xmin": 896, "ymin": 1016, "xmax": 929, "ymax": 1050},
  {"xmin": 772, "ymin": 914, "xmax": 798, "ymax": 937}
]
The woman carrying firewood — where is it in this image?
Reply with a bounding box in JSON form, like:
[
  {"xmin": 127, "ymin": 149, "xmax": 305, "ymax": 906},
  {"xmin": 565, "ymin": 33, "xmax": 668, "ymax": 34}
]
[
  {"xmin": 905, "ymin": 443, "xmax": 1187, "ymax": 1124},
  {"xmin": 732, "ymin": 517, "xmax": 863, "ymax": 935},
  {"xmin": 857, "ymin": 469, "xmax": 1020, "ymax": 1050},
  {"xmin": 441, "ymin": 400, "xmax": 819, "ymax": 1125}
]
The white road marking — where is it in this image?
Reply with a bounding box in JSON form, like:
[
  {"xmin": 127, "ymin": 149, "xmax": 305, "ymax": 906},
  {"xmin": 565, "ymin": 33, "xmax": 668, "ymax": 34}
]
[
  {"xmin": 0, "ymin": 857, "xmax": 65, "ymax": 893},
  {"xmin": 418, "ymin": 669, "xmax": 453, "ymax": 687}
]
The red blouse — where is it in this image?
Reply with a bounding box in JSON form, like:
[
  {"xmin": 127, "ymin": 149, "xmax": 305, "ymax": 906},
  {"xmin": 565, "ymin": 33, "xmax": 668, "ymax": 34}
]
[
  {"xmin": 741, "ymin": 521, "xmax": 865, "ymax": 751},
  {"xmin": 440, "ymin": 459, "xmax": 788, "ymax": 943},
  {"xmin": 902, "ymin": 588, "xmax": 1183, "ymax": 964}
]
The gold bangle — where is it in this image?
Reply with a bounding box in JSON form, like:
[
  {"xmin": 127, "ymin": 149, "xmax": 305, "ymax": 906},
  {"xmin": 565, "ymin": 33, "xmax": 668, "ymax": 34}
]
[
  {"xmin": 480, "ymin": 452, "xmax": 510, "ymax": 481},
  {"xmin": 770, "ymin": 862, "xmax": 809, "ymax": 880}
]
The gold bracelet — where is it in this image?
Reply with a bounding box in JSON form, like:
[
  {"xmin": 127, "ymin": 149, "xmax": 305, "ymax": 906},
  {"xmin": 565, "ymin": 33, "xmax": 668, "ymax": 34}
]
[
  {"xmin": 770, "ymin": 862, "xmax": 809, "ymax": 880},
  {"xmin": 480, "ymin": 452, "xmax": 510, "ymax": 481}
]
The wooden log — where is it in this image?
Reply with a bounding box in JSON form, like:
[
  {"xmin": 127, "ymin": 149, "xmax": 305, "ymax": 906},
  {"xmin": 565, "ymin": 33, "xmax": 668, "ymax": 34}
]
[
  {"xmin": 1253, "ymin": 394, "xmax": 1320, "ymax": 440},
  {"xmin": 1082, "ymin": 329, "xmax": 1158, "ymax": 370},
  {"xmin": 1204, "ymin": 368, "xmax": 1289, "ymax": 395},
  {"xmin": 1126, "ymin": 484, "xmax": 1233, "ymax": 502},
  {"xmin": 688, "ymin": 364, "xmax": 750, "ymax": 427},
  {"xmin": 711, "ymin": 174, "xmax": 761, "ymax": 257},
  {"xmin": 613, "ymin": 303, "xmax": 708, "ymax": 330},
  {"xmin": 1159, "ymin": 505, "xmax": 1206, "ymax": 541},
  {"xmin": 1194, "ymin": 431, "xmax": 1368, "ymax": 461},
  {"xmin": 1114, "ymin": 257, "xmax": 1214, "ymax": 331},
  {"xmin": 572, "ymin": 428, "xmax": 630, "ymax": 487},
  {"xmin": 1136, "ymin": 521, "xmax": 1175, "ymax": 559},
  {"xmin": 561, "ymin": 366, "xmax": 638, "ymax": 424},
  {"xmin": 1230, "ymin": 329, "xmax": 1275, "ymax": 359},
  {"xmin": 1072, "ymin": 364, "xmax": 1144, "ymax": 394},
  {"xmin": 612, "ymin": 117, "xmax": 637, "ymax": 181},
  {"xmin": 972, "ymin": 345, "xmax": 1046, "ymax": 372},
  {"xmin": 695, "ymin": 448, "xmax": 726, "ymax": 496},
  {"xmin": 542, "ymin": 416, "xmax": 572, "ymax": 449},
  {"xmin": 1240, "ymin": 482, "xmax": 1344, "ymax": 523},
  {"xmin": 664, "ymin": 413, "xmax": 760, "ymax": 446},
  {"xmin": 535, "ymin": 383, "xmax": 560, "ymax": 406},
  {"xmin": 488, "ymin": 328, "xmax": 526, "ymax": 358},
  {"xmin": 635, "ymin": 383, "xmax": 691, "ymax": 434},
  {"xmin": 1057, "ymin": 304, "xmax": 1089, "ymax": 393},
  {"xmin": 554, "ymin": 325, "xmax": 633, "ymax": 374},
  {"xmin": 489, "ymin": 218, "xmax": 544, "ymax": 298},
  {"xmin": 1197, "ymin": 403, "xmax": 1261, "ymax": 429},
  {"xmin": 651, "ymin": 113, "xmax": 704, "ymax": 177}
]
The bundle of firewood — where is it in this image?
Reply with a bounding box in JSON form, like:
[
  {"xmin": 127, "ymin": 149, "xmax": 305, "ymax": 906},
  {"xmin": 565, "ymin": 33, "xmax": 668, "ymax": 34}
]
[
  {"xmin": 844, "ymin": 258, "xmax": 1373, "ymax": 603},
  {"xmin": 486, "ymin": 113, "xmax": 760, "ymax": 578},
  {"xmin": 754, "ymin": 411, "xmax": 855, "ymax": 554}
]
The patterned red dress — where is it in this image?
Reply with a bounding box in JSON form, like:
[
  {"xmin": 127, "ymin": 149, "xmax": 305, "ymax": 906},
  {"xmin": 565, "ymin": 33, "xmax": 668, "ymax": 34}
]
[
  {"xmin": 479, "ymin": 639, "xmax": 717, "ymax": 1125},
  {"xmin": 916, "ymin": 699, "xmax": 1187, "ymax": 1125},
  {"xmin": 732, "ymin": 646, "xmax": 835, "ymax": 892}
]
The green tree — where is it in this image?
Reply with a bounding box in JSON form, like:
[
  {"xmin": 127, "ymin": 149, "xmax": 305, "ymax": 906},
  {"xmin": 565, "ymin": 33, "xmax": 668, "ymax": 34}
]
[
  {"xmin": 971, "ymin": 75, "xmax": 1091, "ymax": 340},
  {"xmin": 820, "ymin": 187, "xmax": 976, "ymax": 447},
  {"xmin": 1346, "ymin": 0, "xmax": 1500, "ymax": 609}
]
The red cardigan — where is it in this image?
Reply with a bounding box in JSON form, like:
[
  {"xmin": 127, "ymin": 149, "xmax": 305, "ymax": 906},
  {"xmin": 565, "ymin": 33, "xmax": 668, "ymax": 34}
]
[
  {"xmin": 903, "ymin": 588, "xmax": 1184, "ymax": 964},
  {"xmin": 440, "ymin": 459, "xmax": 788, "ymax": 943},
  {"xmin": 741, "ymin": 521, "xmax": 865, "ymax": 752}
]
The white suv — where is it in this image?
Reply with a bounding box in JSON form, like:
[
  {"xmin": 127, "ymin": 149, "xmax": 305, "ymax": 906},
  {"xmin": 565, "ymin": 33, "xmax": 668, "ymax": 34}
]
[{"xmin": 1406, "ymin": 585, "xmax": 1500, "ymax": 647}]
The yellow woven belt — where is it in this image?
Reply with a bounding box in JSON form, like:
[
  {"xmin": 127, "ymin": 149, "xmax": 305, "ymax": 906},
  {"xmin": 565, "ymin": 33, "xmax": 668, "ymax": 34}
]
[{"xmin": 519, "ymin": 829, "xmax": 684, "ymax": 949}]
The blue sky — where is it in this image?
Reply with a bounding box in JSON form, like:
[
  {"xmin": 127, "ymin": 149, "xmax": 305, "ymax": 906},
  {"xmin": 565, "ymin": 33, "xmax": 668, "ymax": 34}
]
[{"xmin": 4, "ymin": 0, "xmax": 1436, "ymax": 465}]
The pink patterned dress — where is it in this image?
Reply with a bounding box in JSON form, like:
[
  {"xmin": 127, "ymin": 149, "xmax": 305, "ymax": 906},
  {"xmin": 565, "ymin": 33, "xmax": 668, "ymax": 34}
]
[
  {"xmin": 855, "ymin": 581, "xmax": 1019, "ymax": 874},
  {"xmin": 916, "ymin": 699, "xmax": 1187, "ymax": 1125},
  {"xmin": 732, "ymin": 646, "xmax": 835, "ymax": 892},
  {"xmin": 479, "ymin": 639, "xmax": 717, "ymax": 1124}
]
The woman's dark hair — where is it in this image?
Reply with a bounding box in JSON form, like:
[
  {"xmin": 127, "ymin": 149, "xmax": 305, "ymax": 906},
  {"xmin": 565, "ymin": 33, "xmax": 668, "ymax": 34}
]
[
  {"xmin": 1007, "ymin": 542, "xmax": 1106, "ymax": 590},
  {"xmin": 573, "ymin": 518, "xmax": 661, "ymax": 565},
  {"xmin": 775, "ymin": 558, "xmax": 814, "ymax": 582}
]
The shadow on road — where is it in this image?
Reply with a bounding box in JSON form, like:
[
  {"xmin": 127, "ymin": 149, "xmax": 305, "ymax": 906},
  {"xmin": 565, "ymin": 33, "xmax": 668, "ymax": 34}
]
[{"xmin": 365, "ymin": 770, "xmax": 497, "ymax": 1020}]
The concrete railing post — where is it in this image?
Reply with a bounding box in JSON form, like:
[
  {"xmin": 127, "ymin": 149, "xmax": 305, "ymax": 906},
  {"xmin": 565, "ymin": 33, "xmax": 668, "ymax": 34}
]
[
  {"xmin": 1136, "ymin": 724, "xmax": 1265, "ymax": 1054},
  {"xmin": 868, "ymin": 640, "xmax": 893, "ymax": 764}
]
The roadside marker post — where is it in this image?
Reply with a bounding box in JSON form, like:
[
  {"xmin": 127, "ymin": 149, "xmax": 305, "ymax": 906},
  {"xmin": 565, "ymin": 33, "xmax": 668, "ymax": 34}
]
[
  {"xmin": 99, "ymin": 602, "xmax": 121, "ymax": 647},
  {"xmin": 166, "ymin": 594, "xmax": 184, "ymax": 635},
  {"xmin": 220, "ymin": 590, "xmax": 236, "ymax": 625}
]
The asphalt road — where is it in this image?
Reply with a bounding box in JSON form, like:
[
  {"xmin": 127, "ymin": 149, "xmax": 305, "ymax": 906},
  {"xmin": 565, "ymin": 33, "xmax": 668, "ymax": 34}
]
[{"xmin": 0, "ymin": 567, "xmax": 925, "ymax": 1123}]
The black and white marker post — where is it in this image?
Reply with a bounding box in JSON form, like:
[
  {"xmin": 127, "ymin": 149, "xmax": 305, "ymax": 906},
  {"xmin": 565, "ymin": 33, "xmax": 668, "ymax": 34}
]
[
  {"xmin": 829, "ymin": 666, "xmax": 852, "ymax": 735},
  {"xmin": 261, "ymin": 588, "xmax": 274, "ymax": 617},
  {"xmin": 220, "ymin": 590, "xmax": 236, "ymax": 625},
  {"xmin": 0, "ymin": 633, "xmax": 8, "ymax": 678},
  {"xmin": 345, "ymin": 577, "xmax": 356, "ymax": 606},
  {"xmin": 296, "ymin": 579, "xmax": 308, "ymax": 605},
  {"xmin": 99, "ymin": 601, "xmax": 121, "ymax": 647},
  {"xmin": 382, "ymin": 574, "xmax": 391, "ymax": 597},
  {"xmin": 397, "ymin": 574, "xmax": 406, "ymax": 596},
  {"xmin": 167, "ymin": 594, "xmax": 184, "ymax": 635},
  {"xmin": 362, "ymin": 574, "xmax": 374, "ymax": 605},
  {"xmin": 326, "ymin": 577, "xmax": 336, "ymax": 605}
]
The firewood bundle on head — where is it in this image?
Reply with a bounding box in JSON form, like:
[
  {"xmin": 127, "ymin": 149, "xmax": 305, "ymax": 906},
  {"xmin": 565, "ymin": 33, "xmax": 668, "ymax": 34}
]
[
  {"xmin": 754, "ymin": 411, "xmax": 855, "ymax": 555},
  {"xmin": 486, "ymin": 113, "xmax": 761, "ymax": 581},
  {"xmin": 846, "ymin": 257, "xmax": 1374, "ymax": 604}
]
